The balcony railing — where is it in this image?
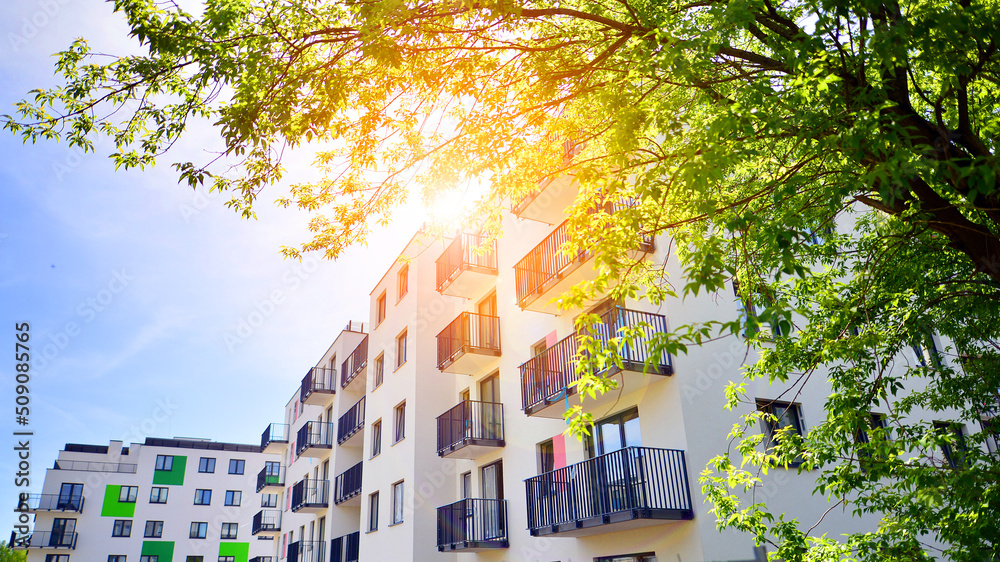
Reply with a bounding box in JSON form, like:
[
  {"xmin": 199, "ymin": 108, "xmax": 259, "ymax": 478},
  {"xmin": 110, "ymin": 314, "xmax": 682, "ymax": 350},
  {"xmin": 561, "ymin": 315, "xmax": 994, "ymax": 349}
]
[
  {"xmin": 291, "ymin": 479, "xmax": 330, "ymax": 512},
  {"xmin": 53, "ymin": 460, "xmax": 137, "ymax": 473},
  {"xmin": 260, "ymin": 423, "xmax": 289, "ymax": 452},
  {"xmin": 519, "ymin": 307, "xmax": 673, "ymax": 416},
  {"xmin": 330, "ymin": 531, "xmax": 360, "ymax": 562},
  {"xmin": 296, "ymin": 421, "xmax": 334, "ymax": 456},
  {"xmin": 437, "ymin": 498, "xmax": 509, "ymax": 551},
  {"xmin": 300, "ymin": 366, "xmax": 337, "ymax": 404},
  {"xmin": 436, "ymin": 312, "xmax": 501, "ymax": 374},
  {"xmin": 250, "ymin": 557, "xmax": 275, "ymax": 562},
  {"xmin": 9, "ymin": 530, "xmax": 78, "ymax": 549},
  {"xmin": 256, "ymin": 464, "xmax": 285, "ymax": 492},
  {"xmin": 288, "ymin": 540, "xmax": 326, "ymax": 562},
  {"xmin": 436, "ymin": 233, "xmax": 498, "ymax": 296},
  {"xmin": 341, "ymin": 335, "xmax": 368, "ymax": 389},
  {"xmin": 436, "ymin": 401, "xmax": 504, "ymax": 458},
  {"xmin": 16, "ymin": 493, "xmax": 84, "ymax": 512},
  {"xmin": 334, "ymin": 461, "xmax": 363, "ymax": 505},
  {"xmin": 252, "ymin": 509, "xmax": 282, "ymax": 535},
  {"xmin": 524, "ymin": 447, "xmax": 693, "ymax": 536},
  {"xmin": 337, "ymin": 397, "xmax": 366, "ymax": 445}
]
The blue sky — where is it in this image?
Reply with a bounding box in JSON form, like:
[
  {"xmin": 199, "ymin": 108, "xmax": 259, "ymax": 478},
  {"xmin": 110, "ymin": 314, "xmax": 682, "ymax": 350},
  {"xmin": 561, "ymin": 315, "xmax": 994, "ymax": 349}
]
[{"xmin": 0, "ymin": 0, "xmax": 420, "ymax": 535}]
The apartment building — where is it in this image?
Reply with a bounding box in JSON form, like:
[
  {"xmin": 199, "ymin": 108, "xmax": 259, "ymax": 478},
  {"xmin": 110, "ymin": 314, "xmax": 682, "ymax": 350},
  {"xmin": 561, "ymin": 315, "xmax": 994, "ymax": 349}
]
[{"xmin": 13, "ymin": 438, "xmax": 278, "ymax": 562}]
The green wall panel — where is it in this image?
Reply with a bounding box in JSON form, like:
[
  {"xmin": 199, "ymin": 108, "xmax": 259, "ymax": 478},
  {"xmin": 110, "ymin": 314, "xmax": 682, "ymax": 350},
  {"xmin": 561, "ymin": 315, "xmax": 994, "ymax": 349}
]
[
  {"xmin": 218, "ymin": 542, "xmax": 249, "ymax": 562},
  {"xmin": 152, "ymin": 455, "xmax": 187, "ymax": 485},
  {"xmin": 142, "ymin": 540, "xmax": 175, "ymax": 562},
  {"xmin": 100, "ymin": 485, "xmax": 136, "ymax": 517}
]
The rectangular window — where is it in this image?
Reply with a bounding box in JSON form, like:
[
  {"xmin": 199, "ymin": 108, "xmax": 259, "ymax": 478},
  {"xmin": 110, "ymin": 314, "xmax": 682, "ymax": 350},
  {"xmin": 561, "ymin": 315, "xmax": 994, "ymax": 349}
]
[
  {"xmin": 189, "ymin": 521, "xmax": 208, "ymax": 539},
  {"xmin": 911, "ymin": 334, "xmax": 942, "ymax": 368},
  {"xmin": 112, "ymin": 519, "xmax": 132, "ymax": 537},
  {"xmin": 140, "ymin": 557, "xmax": 158, "ymax": 562},
  {"xmin": 154, "ymin": 455, "xmax": 173, "ymax": 471},
  {"xmin": 143, "ymin": 520, "xmax": 163, "ymax": 538},
  {"xmin": 368, "ymin": 491, "xmax": 379, "ymax": 531},
  {"xmin": 194, "ymin": 489, "xmax": 212, "ymax": 505},
  {"xmin": 982, "ymin": 417, "xmax": 1000, "ymax": 456},
  {"xmin": 261, "ymin": 493, "xmax": 278, "ymax": 508},
  {"xmin": 224, "ymin": 491, "xmax": 241, "ymax": 506},
  {"xmin": 45, "ymin": 557, "xmax": 70, "ymax": 562},
  {"xmin": 108, "ymin": 556, "xmax": 127, "ymax": 562},
  {"xmin": 119, "ymin": 486, "xmax": 138, "ymax": 503},
  {"xmin": 371, "ymin": 419, "xmax": 382, "ymax": 457},
  {"xmin": 395, "ymin": 329, "xmax": 407, "ymax": 368},
  {"xmin": 373, "ymin": 354, "xmax": 384, "ymax": 389},
  {"xmin": 186, "ymin": 557, "xmax": 205, "ymax": 562},
  {"xmin": 149, "ymin": 487, "xmax": 168, "ymax": 504},
  {"xmin": 595, "ymin": 554, "xmax": 658, "ymax": 562},
  {"xmin": 757, "ymin": 400, "xmax": 805, "ymax": 466},
  {"xmin": 220, "ymin": 522, "xmax": 238, "ymax": 539},
  {"xmin": 219, "ymin": 558, "xmax": 235, "ymax": 562},
  {"xmin": 198, "ymin": 457, "xmax": 216, "ymax": 473},
  {"xmin": 397, "ymin": 265, "xmax": 408, "ymax": 301},
  {"xmin": 228, "ymin": 459, "xmax": 245, "ymax": 474},
  {"xmin": 934, "ymin": 421, "xmax": 968, "ymax": 469},
  {"xmin": 376, "ymin": 291, "xmax": 387, "ymax": 325},
  {"xmin": 538, "ymin": 439, "xmax": 555, "ymax": 474},
  {"xmin": 391, "ymin": 481, "xmax": 404, "ymax": 524},
  {"xmin": 393, "ymin": 403, "xmax": 405, "ymax": 443}
]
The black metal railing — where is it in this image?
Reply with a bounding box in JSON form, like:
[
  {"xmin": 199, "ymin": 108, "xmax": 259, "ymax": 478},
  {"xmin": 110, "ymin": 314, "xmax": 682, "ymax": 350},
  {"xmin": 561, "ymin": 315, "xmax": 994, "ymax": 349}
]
[
  {"xmin": 252, "ymin": 509, "xmax": 282, "ymax": 535},
  {"xmin": 524, "ymin": 447, "xmax": 693, "ymax": 534},
  {"xmin": 337, "ymin": 397, "xmax": 366, "ymax": 444},
  {"xmin": 296, "ymin": 421, "xmax": 335, "ymax": 455},
  {"xmin": 334, "ymin": 461, "xmax": 363, "ymax": 504},
  {"xmin": 9, "ymin": 530, "xmax": 78, "ymax": 549},
  {"xmin": 290, "ymin": 479, "xmax": 329, "ymax": 511},
  {"xmin": 261, "ymin": 422, "xmax": 289, "ymax": 449},
  {"xmin": 16, "ymin": 494, "xmax": 84, "ymax": 512},
  {"xmin": 437, "ymin": 498, "xmax": 508, "ymax": 550},
  {"xmin": 437, "ymin": 312, "xmax": 501, "ymax": 370},
  {"xmin": 341, "ymin": 335, "xmax": 369, "ymax": 388},
  {"xmin": 287, "ymin": 540, "xmax": 326, "ymax": 562},
  {"xmin": 53, "ymin": 460, "xmax": 136, "ymax": 473},
  {"xmin": 436, "ymin": 233, "xmax": 498, "ymax": 292},
  {"xmin": 256, "ymin": 464, "xmax": 285, "ymax": 492},
  {"xmin": 300, "ymin": 366, "xmax": 337, "ymax": 403},
  {"xmin": 330, "ymin": 531, "xmax": 360, "ymax": 562},
  {"xmin": 436, "ymin": 401, "xmax": 504, "ymax": 455},
  {"xmin": 519, "ymin": 307, "xmax": 672, "ymax": 412}
]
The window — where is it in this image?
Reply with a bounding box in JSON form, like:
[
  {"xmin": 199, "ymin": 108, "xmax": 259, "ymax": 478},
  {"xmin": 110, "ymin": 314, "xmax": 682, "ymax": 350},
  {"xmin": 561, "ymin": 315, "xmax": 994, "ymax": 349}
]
[
  {"xmin": 189, "ymin": 521, "xmax": 208, "ymax": 539},
  {"xmin": 934, "ymin": 421, "xmax": 968, "ymax": 469},
  {"xmin": 228, "ymin": 459, "xmax": 245, "ymax": 474},
  {"xmin": 186, "ymin": 557, "xmax": 205, "ymax": 562},
  {"xmin": 373, "ymin": 354, "xmax": 384, "ymax": 389},
  {"xmin": 198, "ymin": 457, "xmax": 216, "ymax": 473},
  {"xmin": 224, "ymin": 490, "xmax": 241, "ymax": 506},
  {"xmin": 112, "ymin": 519, "xmax": 132, "ymax": 537},
  {"xmin": 154, "ymin": 455, "xmax": 173, "ymax": 471},
  {"xmin": 595, "ymin": 553, "xmax": 657, "ymax": 562},
  {"xmin": 461, "ymin": 472, "xmax": 472, "ymax": 499},
  {"xmin": 911, "ymin": 334, "xmax": 942, "ymax": 368},
  {"xmin": 734, "ymin": 279, "xmax": 786, "ymax": 337},
  {"xmin": 194, "ymin": 489, "xmax": 212, "ymax": 505},
  {"xmin": 143, "ymin": 520, "xmax": 163, "ymax": 538},
  {"xmin": 148, "ymin": 486, "xmax": 168, "ymax": 504},
  {"xmin": 368, "ymin": 492, "xmax": 379, "ymax": 531},
  {"xmin": 538, "ymin": 440, "xmax": 555, "ymax": 474},
  {"xmin": 219, "ymin": 558, "xmax": 235, "ymax": 562},
  {"xmin": 982, "ymin": 417, "xmax": 1000, "ymax": 455},
  {"xmin": 45, "ymin": 556, "xmax": 70, "ymax": 562},
  {"xmin": 397, "ymin": 265, "xmax": 408, "ymax": 301},
  {"xmin": 376, "ymin": 291, "xmax": 387, "ymax": 325},
  {"xmin": 371, "ymin": 419, "xmax": 382, "ymax": 458},
  {"xmin": 393, "ymin": 402, "xmax": 406, "ymax": 443},
  {"xmin": 220, "ymin": 522, "xmax": 238, "ymax": 539},
  {"xmin": 391, "ymin": 481, "xmax": 404, "ymax": 524},
  {"xmin": 758, "ymin": 400, "xmax": 805, "ymax": 466},
  {"xmin": 57, "ymin": 483, "xmax": 83, "ymax": 510},
  {"xmin": 140, "ymin": 557, "xmax": 158, "ymax": 562},
  {"xmin": 261, "ymin": 493, "xmax": 278, "ymax": 508},
  {"xmin": 119, "ymin": 486, "xmax": 138, "ymax": 503},
  {"xmin": 395, "ymin": 329, "xmax": 407, "ymax": 368},
  {"xmin": 108, "ymin": 556, "xmax": 127, "ymax": 562}
]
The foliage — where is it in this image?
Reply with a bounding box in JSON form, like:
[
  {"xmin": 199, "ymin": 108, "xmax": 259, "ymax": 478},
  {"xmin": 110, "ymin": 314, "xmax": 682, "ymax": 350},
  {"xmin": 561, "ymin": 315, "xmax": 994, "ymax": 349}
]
[
  {"xmin": 0, "ymin": 541, "xmax": 27, "ymax": 562},
  {"xmin": 5, "ymin": 0, "xmax": 1000, "ymax": 558}
]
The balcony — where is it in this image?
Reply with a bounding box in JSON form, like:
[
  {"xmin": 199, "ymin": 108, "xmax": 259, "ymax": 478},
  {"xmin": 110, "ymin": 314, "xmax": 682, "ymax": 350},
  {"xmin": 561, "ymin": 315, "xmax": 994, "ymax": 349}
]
[
  {"xmin": 341, "ymin": 335, "xmax": 368, "ymax": 390},
  {"xmin": 252, "ymin": 509, "xmax": 282, "ymax": 536},
  {"xmin": 256, "ymin": 464, "xmax": 285, "ymax": 493},
  {"xmin": 519, "ymin": 307, "xmax": 673, "ymax": 418},
  {"xmin": 53, "ymin": 460, "xmax": 136, "ymax": 473},
  {"xmin": 437, "ymin": 498, "xmax": 509, "ymax": 552},
  {"xmin": 334, "ymin": 461, "xmax": 363, "ymax": 506},
  {"xmin": 436, "ymin": 401, "xmax": 505, "ymax": 459},
  {"xmin": 296, "ymin": 421, "xmax": 334, "ymax": 457},
  {"xmin": 300, "ymin": 366, "xmax": 336, "ymax": 405},
  {"xmin": 250, "ymin": 558, "xmax": 274, "ymax": 562},
  {"xmin": 9, "ymin": 530, "xmax": 78, "ymax": 549},
  {"xmin": 524, "ymin": 447, "xmax": 693, "ymax": 537},
  {"xmin": 260, "ymin": 422, "xmax": 289, "ymax": 453},
  {"xmin": 337, "ymin": 396, "xmax": 366, "ymax": 447},
  {"xmin": 288, "ymin": 540, "xmax": 326, "ymax": 562},
  {"xmin": 16, "ymin": 493, "xmax": 84, "ymax": 513},
  {"xmin": 291, "ymin": 478, "xmax": 330, "ymax": 513},
  {"xmin": 437, "ymin": 312, "xmax": 501, "ymax": 375},
  {"xmin": 331, "ymin": 531, "xmax": 360, "ymax": 562},
  {"xmin": 513, "ymin": 215, "xmax": 654, "ymax": 314},
  {"xmin": 436, "ymin": 233, "xmax": 498, "ymax": 297}
]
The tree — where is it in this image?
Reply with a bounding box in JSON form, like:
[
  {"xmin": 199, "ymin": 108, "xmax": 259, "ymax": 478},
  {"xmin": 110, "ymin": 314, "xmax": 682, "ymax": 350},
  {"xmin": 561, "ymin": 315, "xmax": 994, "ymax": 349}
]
[
  {"xmin": 0, "ymin": 541, "xmax": 27, "ymax": 562},
  {"xmin": 5, "ymin": 0, "xmax": 999, "ymax": 558}
]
